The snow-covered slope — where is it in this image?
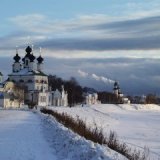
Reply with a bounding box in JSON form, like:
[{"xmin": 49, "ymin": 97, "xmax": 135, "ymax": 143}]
[
  {"xmin": 0, "ymin": 110, "xmax": 56, "ymax": 160},
  {"xmin": 0, "ymin": 110, "xmax": 126, "ymax": 160},
  {"xmin": 50, "ymin": 104, "xmax": 160, "ymax": 159}
]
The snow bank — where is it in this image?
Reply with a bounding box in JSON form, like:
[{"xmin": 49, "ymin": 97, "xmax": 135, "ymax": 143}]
[
  {"xmin": 49, "ymin": 104, "xmax": 160, "ymax": 159},
  {"xmin": 0, "ymin": 109, "xmax": 126, "ymax": 160},
  {"xmin": 118, "ymin": 104, "xmax": 160, "ymax": 111},
  {"xmin": 41, "ymin": 113, "xmax": 127, "ymax": 160}
]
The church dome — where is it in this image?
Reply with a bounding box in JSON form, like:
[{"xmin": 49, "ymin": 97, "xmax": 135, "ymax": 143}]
[
  {"xmin": 25, "ymin": 46, "xmax": 32, "ymax": 54},
  {"xmin": 29, "ymin": 54, "xmax": 36, "ymax": 62},
  {"xmin": 37, "ymin": 55, "xmax": 44, "ymax": 63},
  {"xmin": 114, "ymin": 81, "xmax": 118, "ymax": 86},
  {"xmin": 114, "ymin": 81, "xmax": 120, "ymax": 90},
  {"xmin": 23, "ymin": 46, "xmax": 36, "ymax": 62},
  {"xmin": 13, "ymin": 54, "xmax": 21, "ymax": 62}
]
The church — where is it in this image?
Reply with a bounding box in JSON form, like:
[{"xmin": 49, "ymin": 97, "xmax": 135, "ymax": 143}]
[{"xmin": 0, "ymin": 46, "xmax": 68, "ymax": 108}]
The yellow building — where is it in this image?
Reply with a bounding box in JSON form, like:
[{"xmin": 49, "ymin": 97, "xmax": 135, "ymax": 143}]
[{"xmin": 0, "ymin": 81, "xmax": 24, "ymax": 108}]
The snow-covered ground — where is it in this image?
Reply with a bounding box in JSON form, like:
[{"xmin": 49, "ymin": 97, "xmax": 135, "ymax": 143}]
[
  {"xmin": 50, "ymin": 104, "xmax": 160, "ymax": 159},
  {"xmin": 0, "ymin": 109, "xmax": 126, "ymax": 160}
]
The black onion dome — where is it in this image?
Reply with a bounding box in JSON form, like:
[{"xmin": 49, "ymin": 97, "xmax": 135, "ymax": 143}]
[
  {"xmin": 25, "ymin": 46, "xmax": 32, "ymax": 54},
  {"xmin": 29, "ymin": 54, "xmax": 36, "ymax": 62},
  {"xmin": 114, "ymin": 81, "xmax": 120, "ymax": 90},
  {"xmin": 25, "ymin": 46, "xmax": 32, "ymax": 59},
  {"xmin": 37, "ymin": 55, "xmax": 44, "ymax": 63},
  {"xmin": 13, "ymin": 54, "xmax": 21, "ymax": 62},
  {"xmin": 114, "ymin": 81, "xmax": 118, "ymax": 87}
]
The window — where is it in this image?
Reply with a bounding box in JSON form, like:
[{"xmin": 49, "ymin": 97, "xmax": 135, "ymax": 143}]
[
  {"xmin": 28, "ymin": 79, "xmax": 33, "ymax": 83},
  {"xmin": 40, "ymin": 96, "xmax": 46, "ymax": 102},
  {"xmin": 19, "ymin": 79, "xmax": 24, "ymax": 83},
  {"xmin": 26, "ymin": 60, "xmax": 29, "ymax": 66}
]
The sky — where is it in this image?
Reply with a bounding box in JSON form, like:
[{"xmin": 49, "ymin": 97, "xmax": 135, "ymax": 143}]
[{"xmin": 0, "ymin": 0, "xmax": 160, "ymax": 95}]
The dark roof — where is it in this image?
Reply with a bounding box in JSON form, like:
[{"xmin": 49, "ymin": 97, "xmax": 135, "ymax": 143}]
[
  {"xmin": 32, "ymin": 71, "xmax": 47, "ymax": 76},
  {"xmin": 113, "ymin": 81, "xmax": 120, "ymax": 90},
  {"xmin": 8, "ymin": 71, "xmax": 48, "ymax": 77},
  {"xmin": 23, "ymin": 46, "xmax": 36, "ymax": 62},
  {"xmin": 29, "ymin": 54, "xmax": 36, "ymax": 62},
  {"xmin": 25, "ymin": 46, "xmax": 32, "ymax": 54},
  {"xmin": 0, "ymin": 72, "xmax": 3, "ymax": 76},
  {"xmin": 13, "ymin": 53, "xmax": 21, "ymax": 62},
  {"xmin": 114, "ymin": 81, "xmax": 118, "ymax": 86},
  {"xmin": 37, "ymin": 55, "xmax": 44, "ymax": 63}
]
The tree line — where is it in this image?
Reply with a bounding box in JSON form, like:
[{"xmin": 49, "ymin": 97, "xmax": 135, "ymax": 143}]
[
  {"xmin": 48, "ymin": 75, "xmax": 120, "ymax": 106},
  {"xmin": 48, "ymin": 75, "xmax": 84, "ymax": 106}
]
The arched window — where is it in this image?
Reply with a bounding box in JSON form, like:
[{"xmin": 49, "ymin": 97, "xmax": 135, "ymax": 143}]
[
  {"xmin": 19, "ymin": 79, "xmax": 24, "ymax": 83},
  {"xmin": 25, "ymin": 59, "xmax": 29, "ymax": 66},
  {"xmin": 28, "ymin": 79, "xmax": 33, "ymax": 83},
  {"xmin": 44, "ymin": 81, "xmax": 47, "ymax": 84}
]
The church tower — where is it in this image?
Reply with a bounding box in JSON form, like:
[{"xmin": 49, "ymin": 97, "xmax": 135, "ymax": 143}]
[
  {"xmin": 13, "ymin": 48, "xmax": 21, "ymax": 72},
  {"xmin": 37, "ymin": 48, "xmax": 44, "ymax": 72},
  {"xmin": 113, "ymin": 81, "xmax": 120, "ymax": 97},
  {"xmin": 22, "ymin": 46, "xmax": 36, "ymax": 71}
]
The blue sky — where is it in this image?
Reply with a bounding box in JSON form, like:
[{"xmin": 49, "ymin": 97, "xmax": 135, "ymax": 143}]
[{"xmin": 0, "ymin": 0, "xmax": 160, "ymax": 94}]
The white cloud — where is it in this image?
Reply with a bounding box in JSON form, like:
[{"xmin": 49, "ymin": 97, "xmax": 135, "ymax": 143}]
[
  {"xmin": 78, "ymin": 69, "xmax": 88, "ymax": 78},
  {"xmin": 1, "ymin": 12, "xmax": 159, "ymax": 59},
  {"xmin": 91, "ymin": 74, "xmax": 100, "ymax": 81}
]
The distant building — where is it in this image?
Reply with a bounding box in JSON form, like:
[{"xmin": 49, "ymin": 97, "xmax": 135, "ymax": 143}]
[
  {"xmin": 85, "ymin": 93, "xmax": 100, "ymax": 105},
  {"xmin": 49, "ymin": 86, "xmax": 68, "ymax": 107},
  {"xmin": 0, "ymin": 81, "xmax": 24, "ymax": 108},
  {"xmin": 113, "ymin": 81, "xmax": 130, "ymax": 104}
]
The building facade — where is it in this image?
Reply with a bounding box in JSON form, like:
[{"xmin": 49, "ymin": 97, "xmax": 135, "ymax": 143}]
[
  {"xmin": 85, "ymin": 93, "xmax": 100, "ymax": 105},
  {"xmin": 113, "ymin": 81, "xmax": 130, "ymax": 104},
  {"xmin": 0, "ymin": 81, "xmax": 24, "ymax": 108}
]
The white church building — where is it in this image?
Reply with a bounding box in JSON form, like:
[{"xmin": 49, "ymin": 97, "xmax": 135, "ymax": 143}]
[
  {"xmin": 0, "ymin": 46, "xmax": 68, "ymax": 108},
  {"xmin": 113, "ymin": 81, "xmax": 130, "ymax": 104}
]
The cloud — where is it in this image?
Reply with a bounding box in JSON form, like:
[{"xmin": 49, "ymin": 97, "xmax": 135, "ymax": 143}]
[
  {"xmin": 3, "ymin": 13, "xmax": 160, "ymax": 54},
  {"xmin": 92, "ymin": 74, "xmax": 100, "ymax": 81},
  {"xmin": 37, "ymin": 35, "xmax": 160, "ymax": 51},
  {"xmin": 78, "ymin": 69, "xmax": 88, "ymax": 77}
]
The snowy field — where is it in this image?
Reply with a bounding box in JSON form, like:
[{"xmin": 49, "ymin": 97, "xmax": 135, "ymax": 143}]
[
  {"xmin": 0, "ymin": 109, "xmax": 126, "ymax": 160},
  {"xmin": 50, "ymin": 104, "xmax": 160, "ymax": 159}
]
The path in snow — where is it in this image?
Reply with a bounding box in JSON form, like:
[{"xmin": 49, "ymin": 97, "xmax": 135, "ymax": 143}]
[
  {"xmin": 0, "ymin": 110, "xmax": 57, "ymax": 160},
  {"xmin": 0, "ymin": 110, "xmax": 126, "ymax": 160}
]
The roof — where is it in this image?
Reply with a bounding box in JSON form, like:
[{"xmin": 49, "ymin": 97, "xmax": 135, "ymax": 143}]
[
  {"xmin": 13, "ymin": 54, "xmax": 21, "ymax": 62},
  {"xmin": 53, "ymin": 89, "xmax": 62, "ymax": 98},
  {"xmin": 8, "ymin": 68, "xmax": 47, "ymax": 77},
  {"xmin": 37, "ymin": 55, "xmax": 44, "ymax": 63},
  {"xmin": 0, "ymin": 72, "xmax": 3, "ymax": 76}
]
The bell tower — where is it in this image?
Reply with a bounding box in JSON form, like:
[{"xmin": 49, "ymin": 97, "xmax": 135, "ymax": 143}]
[
  {"xmin": 13, "ymin": 48, "xmax": 21, "ymax": 72},
  {"xmin": 37, "ymin": 47, "xmax": 44, "ymax": 72}
]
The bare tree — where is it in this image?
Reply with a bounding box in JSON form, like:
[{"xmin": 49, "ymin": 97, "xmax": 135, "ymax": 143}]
[{"xmin": 13, "ymin": 84, "xmax": 25, "ymax": 107}]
